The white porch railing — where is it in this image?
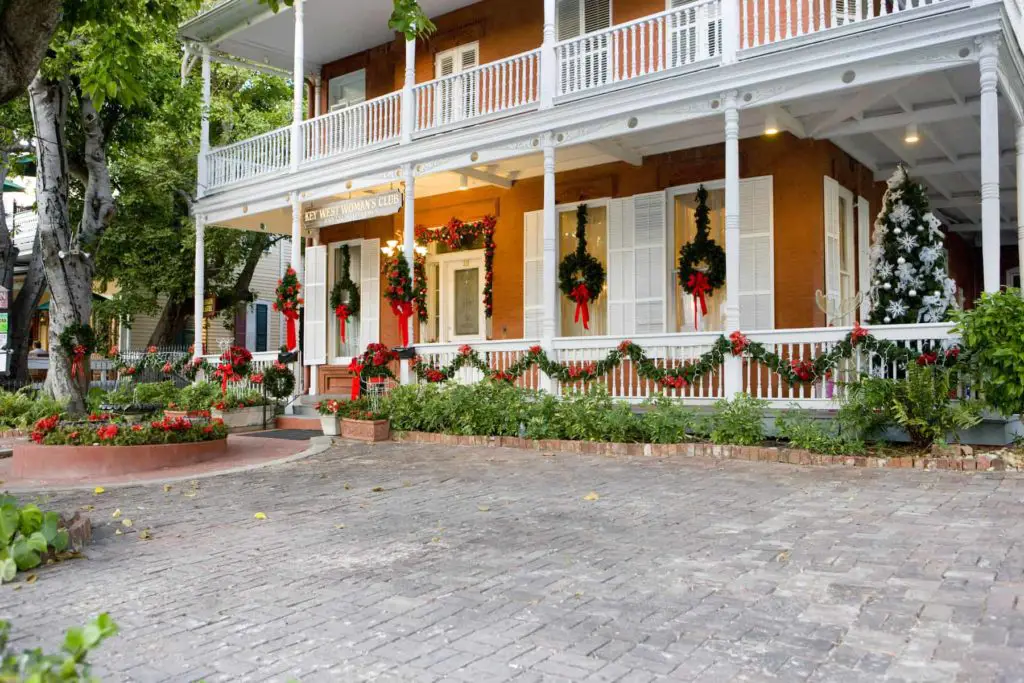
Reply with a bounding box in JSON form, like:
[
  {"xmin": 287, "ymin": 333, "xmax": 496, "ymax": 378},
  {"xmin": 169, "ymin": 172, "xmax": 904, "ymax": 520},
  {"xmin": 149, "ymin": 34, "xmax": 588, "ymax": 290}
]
[
  {"xmin": 411, "ymin": 323, "xmax": 961, "ymax": 406},
  {"xmin": 556, "ymin": 0, "xmax": 722, "ymax": 98},
  {"xmin": 414, "ymin": 49, "xmax": 541, "ymax": 133},
  {"xmin": 206, "ymin": 127, "xmax": 291, "ymax": 189},
  {"xmin": 301, "ymin": 92, "xmax": 403, "ymax": 164},
  {"xmin": 740, "ymin": 0, "xmax": 953, "ymax": 50},
  {"xmin": 201, "ymin": 351, "xmax": 280, "ymax": 392}
]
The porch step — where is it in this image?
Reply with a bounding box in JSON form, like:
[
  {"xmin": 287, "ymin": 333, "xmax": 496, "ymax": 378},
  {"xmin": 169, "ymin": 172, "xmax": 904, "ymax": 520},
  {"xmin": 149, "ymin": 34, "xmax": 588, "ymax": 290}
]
[{"xmin": 276, "ymin": 415, "xmax": 322, "ymax": 430}]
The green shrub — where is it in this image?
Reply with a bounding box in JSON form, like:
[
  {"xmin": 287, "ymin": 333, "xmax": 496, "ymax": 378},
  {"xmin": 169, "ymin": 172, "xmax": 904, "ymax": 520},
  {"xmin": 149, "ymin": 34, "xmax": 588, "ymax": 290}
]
[
  {"xmin": 523, "ymin": 393, "xmax": 560, "ymax": 440},
  {"xmin": 133, "ymin": 381, "xmax": 181, "ymax": 408},
  {"xmin": 0, "ymin": 390, "xmax": 66, "ymax": 430},
  {"xmin": 839, "ymin": 365, "xmax": 982, "ymax": 448},
  {"xmin": 555, "ymin": 387, "xmax": 617, "ymax": 441},
  {"xmin": 954, "ymin": 288, "xmax": 1024, "ymax": 417},
  {"xmin": 705, "ymin": 394, "xmax": 766, "ymax": 446},
  {"xmin": 0, "ymin": 496, "xmax": 73, "ymax": 580},
  {"xmin": 639, "ymin": 395, "xmax": 698, "ymax": 444},
  {"xmin": 775, "ymin": 408, "xmax": 863, "ymax": 455},
  {"xmin": 176, "ymin": 382, "xmax": 222, "ymax": 412},
  {"xmin": 0, "ymin": 614, "xmax": 117, "ymax": 681}
]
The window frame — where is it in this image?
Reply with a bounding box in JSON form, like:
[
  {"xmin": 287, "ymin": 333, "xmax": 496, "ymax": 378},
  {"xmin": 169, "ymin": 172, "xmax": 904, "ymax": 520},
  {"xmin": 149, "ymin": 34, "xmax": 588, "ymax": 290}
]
[
  {"xmin": 556, "ymin": 0, "xmax": 613, "ymax": 42},
  {"xmin": 327, "ymin": 69, "xmax": 367, "ymax": 112}
]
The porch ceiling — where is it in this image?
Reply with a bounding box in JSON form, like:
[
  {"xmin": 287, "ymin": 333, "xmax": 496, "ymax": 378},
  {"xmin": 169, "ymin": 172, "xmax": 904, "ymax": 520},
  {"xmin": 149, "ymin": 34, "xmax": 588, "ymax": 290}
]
[{"xmin": 181, "ymin": 0, "xmax": 483, "ymax": 74}]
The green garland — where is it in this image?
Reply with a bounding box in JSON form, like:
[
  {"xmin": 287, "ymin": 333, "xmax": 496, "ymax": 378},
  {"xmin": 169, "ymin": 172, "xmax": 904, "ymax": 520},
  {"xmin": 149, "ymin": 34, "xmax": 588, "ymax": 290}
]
[
  {"xmin": 558, "ymin": 204, "xmax": 606, "ymax": 312},
  {"xmin": 412, "ymin": 324, "xmax": 962, "ymax": 390},
  {"xmin": 330, "ymin": 244, "xmax": 361, "ymax": 319},
  {"xmin": 57, "ymin": 323, "xmax": 97, "ymax": 363}
]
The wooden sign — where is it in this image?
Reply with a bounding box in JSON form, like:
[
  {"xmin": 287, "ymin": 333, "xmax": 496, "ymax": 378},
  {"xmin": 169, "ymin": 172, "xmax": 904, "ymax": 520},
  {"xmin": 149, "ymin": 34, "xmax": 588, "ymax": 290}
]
[
  {"xmin": 303, "ymin": 190, "xmax": 403, "ymax": 229},
  {"xmin": 204, "ymin": 296, "xmax": 216, "ymax": 318}
]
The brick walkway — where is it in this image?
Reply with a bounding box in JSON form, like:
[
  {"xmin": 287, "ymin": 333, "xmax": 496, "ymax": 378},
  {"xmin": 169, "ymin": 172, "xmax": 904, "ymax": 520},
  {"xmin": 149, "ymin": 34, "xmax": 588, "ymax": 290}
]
[{"xmin": 2, "ymin": 442, "xmax": 1023, "ymax": 682}]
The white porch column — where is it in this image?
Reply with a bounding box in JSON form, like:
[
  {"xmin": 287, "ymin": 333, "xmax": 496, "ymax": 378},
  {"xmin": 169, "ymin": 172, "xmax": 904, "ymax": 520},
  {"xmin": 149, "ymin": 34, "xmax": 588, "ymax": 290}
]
[
  {"xmin": 313, "ymin": 74, "xmax": 322, "ymax": 117},
  {"xmin": 401, "ymin": 163, "xmax": 416, "ymax": 384},
  {"xmin": 540, "ymin": 0, "xmax": 556, "ymax": 108},
  {"xmin": 1018, "ymin": 124, "xmax": 1024, "ymax": 294},
  {"xmin": 290, "ymin": 191, "xmax": 303, "ymax": 281},
  {"xmin": 723, "ymin": 91, "xmax": 742, "ymax": 398},
  {"xmin": 980, "ymin": 36, "xmax": 1001, "ymax": 293},
  {"xmin": 290, "ymin": 0, "xmax": 305, "ymax": 172},
  {"xmin": 193, "ymin": 216, "xmax": 205, "ymax": 359},
  {"xmin": 720, "ymin": 0, "xmax": 738, "ymax": 63},
  {"xmin": 540, "ymin": 141, "xmax": 559, "ymax": 394},
  {"xmin": 197, "ymin": 47, "xmax": 212, "ymax": 198},
  {"xmin": 401, "ymin": 39, "xmax": 416, "ymax": 144}
]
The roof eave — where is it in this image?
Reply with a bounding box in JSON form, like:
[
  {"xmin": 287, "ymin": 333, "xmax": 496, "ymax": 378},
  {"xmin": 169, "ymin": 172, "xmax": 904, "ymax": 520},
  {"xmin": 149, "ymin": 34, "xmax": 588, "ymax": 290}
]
[{"xmin": 178, "ymin": 0, "xmax": 278, "ymax": 46}]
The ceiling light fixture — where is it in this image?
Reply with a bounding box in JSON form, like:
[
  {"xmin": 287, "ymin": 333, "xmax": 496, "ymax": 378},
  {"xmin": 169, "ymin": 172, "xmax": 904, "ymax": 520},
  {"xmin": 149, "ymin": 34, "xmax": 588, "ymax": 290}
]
[
  {"xmin": 764, "ymin": 110, "xmax": 779, "ymax": 136},
  {"xmin": 904, "ymin": 122, "xmax": 920, "ymax": 145}
]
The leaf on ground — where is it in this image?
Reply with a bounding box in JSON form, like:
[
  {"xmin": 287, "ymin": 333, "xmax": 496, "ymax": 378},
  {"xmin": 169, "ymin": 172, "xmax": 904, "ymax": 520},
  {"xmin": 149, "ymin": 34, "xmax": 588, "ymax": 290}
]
[
  {"xmin": 334, "ymin": 524, "xmax": 345, "ymax": 529},
  {"xmin": 182, "ymin": 491, "xmax": 197, "ymax": 498},
  {"xmin": 121, "ymin": 519, "xmax": 133, "ymax": 528},
  {"xmin": 163, "ymin": 484, "xmax": 172, "ymax": 492},
  {"xmin": 93, "ymin": 487, "xmax": 105, "ymax": 495},
  {"xmin": 139, "ymin": 530, "xmax": 153, "ymax": 541},
  {"xmin": 477, "ymin": 505, "xmax": 490, "ymax": 512},
  {"xmin": 111, "ymin": 509, "xmax": 121, "ymax": 519},
  {"xmin": 80, "ymin": 505, "xmax": 94, "ymax": 512},
  {"xmin": 403, "ymin": 481, "xmax": 412, "ymax": 487},
  {"xmin": 114, "ymin": 529, "xmax": 123, "ymax": 536},
  {"xmin": 430, "ymin": 536, "xmax": 442, "ymax": 543},
  {"xmin": 344, "ymin": 482, "xmax": 351, "ymax": 490},
  {"xmin": 24, "ymin": 574, "xmax": 37, "ymax": 584},
  {"xmin": 371, "ymin": 487, "xmax": 384, "ymax": 492},
  {"xmin": 583, "ymin": 492, "xmax": 600, "ymax": 501},
  {"xmin": 254, "ymin": 512, "xmax": 268, "ymax": 520},
  {"xmin": 775, "ymin": 550, "xmax": 790, "ymax": 563},
  {"xmin": 542, "ymin": 452, "xmax": 556, "ymax": 457}
]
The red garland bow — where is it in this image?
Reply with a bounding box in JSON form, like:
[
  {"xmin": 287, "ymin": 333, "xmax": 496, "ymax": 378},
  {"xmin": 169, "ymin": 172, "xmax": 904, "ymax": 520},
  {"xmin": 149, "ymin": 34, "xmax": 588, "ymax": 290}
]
[
  {"xmin": 336, "ymin": 304, "xmax": 350, "ymax": 344},
  {"xmin": 687, "ymin": 272, "xmax": 711, "ymax": 330},
  {"xmin": 348, "ymin": 359, "xmax": 364, "ymax": 400},
  {"xmin": 571, "ymin": 284, "xmax": 591, "ymax": 330},
  {"xmin": 391, "ymin": 301, "xmax": 413, "ymax": 346},
  {"xmin": 283, "ymin": 309, "xmax": 300, "ymax": 353},
  {"xmin": 71, "ymin": 344, "xmax": 87, "ymax": 381},
  {"xmin": 216, "ymin": 362, "xmax": 235, "ymax": 395}
]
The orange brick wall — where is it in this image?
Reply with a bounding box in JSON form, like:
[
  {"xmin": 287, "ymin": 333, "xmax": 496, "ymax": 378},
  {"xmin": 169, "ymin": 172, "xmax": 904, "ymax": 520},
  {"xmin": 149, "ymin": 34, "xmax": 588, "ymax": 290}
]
[{"xmin": 317, "ymin": 133, "xmax": 882, "ymax": 344}]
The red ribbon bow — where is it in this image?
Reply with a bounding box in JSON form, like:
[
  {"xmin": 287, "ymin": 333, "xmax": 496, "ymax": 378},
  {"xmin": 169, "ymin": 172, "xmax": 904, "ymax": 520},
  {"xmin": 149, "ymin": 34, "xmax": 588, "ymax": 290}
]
[
  {"xmin": 71, "ymin": 345, "xmax": 86, "ymax": 381},
  {"xmin": 336, "ymin": 304, "xmax": 350, "ymax": 344},
  {"xmin": 348, "ymin": 359, "xmax": 364, "ymax": 400},
  {"xmin": 571, "ymin": 284, "xmax": 591, "ymax": 331},
  {"xmin": 216, "ymin": 362, "xmax": 235, "ymax": 395},
  {"xmin": 391, "ymin": 301, "xmax": 413, "ymax": 346},
  {"xmin": 687, "ymin": 272, "xmax": 711, "ymax": 330},
  {"xmin": 283, "ymin": 309, "xmax": 300, "ymax": 353}
]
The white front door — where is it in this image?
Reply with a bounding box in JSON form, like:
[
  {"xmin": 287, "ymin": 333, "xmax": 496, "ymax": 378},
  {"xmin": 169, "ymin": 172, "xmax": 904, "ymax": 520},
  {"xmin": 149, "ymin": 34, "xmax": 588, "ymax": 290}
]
[{"xmin": 440, "ymin": 253, "xmax": 486, "ymax": 343}]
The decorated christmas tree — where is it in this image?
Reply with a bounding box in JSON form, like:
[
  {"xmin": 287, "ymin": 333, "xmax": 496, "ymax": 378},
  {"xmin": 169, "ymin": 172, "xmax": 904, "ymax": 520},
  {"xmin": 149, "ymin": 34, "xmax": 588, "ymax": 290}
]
[{"xmin": 867, "ymin": 166, "xmax": 958, "ymax": 324}]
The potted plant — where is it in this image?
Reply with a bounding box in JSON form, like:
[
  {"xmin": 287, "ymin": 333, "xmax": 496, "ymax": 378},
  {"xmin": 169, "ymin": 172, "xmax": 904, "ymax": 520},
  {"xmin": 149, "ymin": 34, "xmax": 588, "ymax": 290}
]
[
  {"xmin": 316, "ymin": 399, "xmax": 343, "ymax": 436},
  {"xmin": 210, "ymin": 390, "xmax": 270, "ymax": 429},
  {"xmin": 340, "ymin": 399, "xmax": 390, "ymax": 442}
]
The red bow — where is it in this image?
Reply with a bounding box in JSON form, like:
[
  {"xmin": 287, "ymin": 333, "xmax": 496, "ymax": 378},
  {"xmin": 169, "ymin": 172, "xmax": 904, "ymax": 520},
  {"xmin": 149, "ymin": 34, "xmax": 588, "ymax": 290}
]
[
  {"xmin": 216, "ymin": 362, "xmax": 235, "ymax": 395},
  {"xmin": 391, "ymin": 301, "xmax": 413, "ymax": 346},
  {"xmin": 348, "ymin": 359, "xmax": 364, "ymax": 400},
  {"xmin": 336, "ymin": 304, "xmax": 350, "ymax": 343},
  {"xmin": 283, "ymin": 309, "xmax": 300, "ymax": 353},
  {"xmin": 687, "ymin": 272, "xmax": 711, "ymax": 330},
  {"xmin": 571, "ymin": 284, "xmax": 591, "ymax": 331},
  {"xmin": 71, "ymin": 345, "xmax": 87, "ymax": 382}
]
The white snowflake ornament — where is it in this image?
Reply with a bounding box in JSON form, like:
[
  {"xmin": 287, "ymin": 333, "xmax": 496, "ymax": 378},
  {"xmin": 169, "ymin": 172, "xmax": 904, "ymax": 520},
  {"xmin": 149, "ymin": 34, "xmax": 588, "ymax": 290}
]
[
  {"xmin": 897, "ymin": 234, "xmax": 919, "ymax": 251},
  {"xmin": 885, "ymin": 299, "xmax": 908, "ymax": 319}
]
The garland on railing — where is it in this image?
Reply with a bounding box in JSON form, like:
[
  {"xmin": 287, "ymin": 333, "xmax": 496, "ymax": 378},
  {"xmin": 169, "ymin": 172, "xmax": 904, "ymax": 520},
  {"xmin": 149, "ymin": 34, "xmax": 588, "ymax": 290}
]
[{"xmin": 411, "ymin": 324, "xmax": 963, "ymax": 390}]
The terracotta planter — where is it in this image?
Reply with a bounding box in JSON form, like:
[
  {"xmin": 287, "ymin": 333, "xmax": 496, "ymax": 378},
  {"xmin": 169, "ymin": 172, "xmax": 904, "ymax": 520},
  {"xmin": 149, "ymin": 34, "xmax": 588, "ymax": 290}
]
[
  {"xmin": 211, "ymin": 406, "xmax": 267, "ymax": 429},
  {"xmin": 164, "ymin": 410, "xmax": 188, "ymax": 420},
  {"xmin": 13, "ymin": 439, "xmax": 228, "ymax": 479},
  {"xmin": 320, "ymin": 415, "xmax": 341, "ymax": 436},
  {"xmin": 341, "ymin": 418, "xmax": 390, "ymax": 442}
]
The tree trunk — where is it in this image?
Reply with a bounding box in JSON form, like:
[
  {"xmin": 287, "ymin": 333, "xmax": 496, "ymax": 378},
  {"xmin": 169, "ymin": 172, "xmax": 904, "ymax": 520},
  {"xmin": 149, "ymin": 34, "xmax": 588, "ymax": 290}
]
[
  {"xmin": 0, "ymin": 152, "xmax": 16, "ymax": 296},
  {"xmin": 147, "ymin": 298, "xmax": 191, "ymax": 347},
  {"xmin": 8, "ymin": 233, "xmax": 45, "ymax": 381},
  {"xmin": 0, "ymin": 0, "xmax": 62, "ymax": 105}
]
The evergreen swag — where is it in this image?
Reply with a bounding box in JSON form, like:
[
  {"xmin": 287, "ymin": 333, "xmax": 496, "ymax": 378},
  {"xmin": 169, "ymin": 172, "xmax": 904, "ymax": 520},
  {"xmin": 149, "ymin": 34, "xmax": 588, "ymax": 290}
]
[
  {"xmin": 413, "ymin": 323, "xmax": 962, "ymax": 388},
  {"xmin": 57, "ymin": 322, "xmax": 97, "ymax": 380},
  {"xmin": 677, "ymin": 185, "xmax": 726, "ymax": 328},
  {"xmin": 274, "ymin": 265, "xmax": 303, "ymax": 352},
  {"xmin": 414, "ymin": 216, "xmax": 497, "ymax": 318},
  {"xmin": 383, "ymin": 253, "xmax": 415, "ymax": 346},
  {"xmin": 868, "ymin": 166, "xmax": 958, "ymax": 324},
  {"xmin": 330, "ymin": 244, "xmax": 361, "ymax": 343},
  {"xmin": 558, "ymin": 204, "xmax": 606, "ymax": 330}
]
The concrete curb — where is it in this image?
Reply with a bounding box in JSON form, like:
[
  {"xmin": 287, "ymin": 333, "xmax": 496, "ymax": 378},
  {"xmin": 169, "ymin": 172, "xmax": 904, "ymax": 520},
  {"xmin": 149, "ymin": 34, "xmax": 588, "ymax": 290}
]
[{"xmin": 3, "ymin": 435, "xmax": 335, "ymax": 493}]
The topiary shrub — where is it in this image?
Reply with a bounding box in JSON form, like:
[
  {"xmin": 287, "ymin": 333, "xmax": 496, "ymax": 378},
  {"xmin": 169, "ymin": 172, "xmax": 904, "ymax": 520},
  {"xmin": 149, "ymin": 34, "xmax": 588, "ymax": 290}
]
[{"xmin": 954, "ymin": 289, "xmax": 1024, "ymax": 417}]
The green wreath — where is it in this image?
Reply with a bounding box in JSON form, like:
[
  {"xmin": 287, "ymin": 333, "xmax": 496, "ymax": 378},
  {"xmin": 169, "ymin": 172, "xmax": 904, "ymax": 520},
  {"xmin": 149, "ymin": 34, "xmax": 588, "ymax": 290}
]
[
  {"xmin": 262, "ymin": 362, "xmax": 296, "ymax": 399},
  {"xmin": 57, "ymin": 322, "xmax": 97, "ymax": 362},
  {"xmin": 330, "ymin": 244, "xmax": 361, "ymax": 319},
  {"xmin": 558, "ymin": 204, "xmax": 606, "ymax": 311},
  {"xmin": 678, "ymin": 185, "xmax": 726, "ymax": 296}
]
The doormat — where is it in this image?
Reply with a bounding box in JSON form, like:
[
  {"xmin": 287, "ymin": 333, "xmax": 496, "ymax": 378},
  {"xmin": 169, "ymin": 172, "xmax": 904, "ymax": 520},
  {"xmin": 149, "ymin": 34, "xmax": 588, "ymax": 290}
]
[{"xmin": 244, "ymin": 430, "xmax": 321, "ymax": 441}]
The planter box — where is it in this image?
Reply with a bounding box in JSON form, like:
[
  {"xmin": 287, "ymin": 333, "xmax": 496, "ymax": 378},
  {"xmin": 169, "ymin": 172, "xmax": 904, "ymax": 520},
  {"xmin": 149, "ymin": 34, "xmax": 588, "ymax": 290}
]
[
  {"xmin": 211, "ymin": 405, "xmax": 267, "ymax": 429},
  {"xmin": 341, "ymin": 418, "xmax": 390, "ymax": 442},
  {"xmin": 13, "ymin": 439, "xmax": 228, "ymax": 479},
  {"xmin": 320, "ymin": 415, "xmax": 341, "ymax": 436},
  {"xmin": 164, "ymin": 410, "xmax": 189, "ymax": 420}
]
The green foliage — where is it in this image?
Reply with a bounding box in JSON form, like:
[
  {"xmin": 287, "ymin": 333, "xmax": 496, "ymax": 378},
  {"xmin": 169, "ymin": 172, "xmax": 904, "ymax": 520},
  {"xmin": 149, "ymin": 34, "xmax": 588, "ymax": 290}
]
[
  {"xmin": 954, "ymin": 289, "xmax": 1024, "ymax": 417},
  {"xmin": 388, "ymin": 0, "xmax": 438, "ymax": 40},
  {"xmin": 638, "ymin": 395, "xmax": 698, "ymax": 444},
  {"xmin": 705, "ymin": 394, "xmax": 766, "ymax": 446},
  {"xmin": 0, "ymin": 498, "xmax": 73, "ymax": 581},
  {"xmin": 177, "ymin": 382, "xmax": 223, "ymax": 413},
  {"xmin": 132, "ymin": 381, "xmax": 181, "ymax": 409},
  {"xmin": 839, "ymin": 365, "xmax": 982, "ymax": 448},
  {"xmin": 0, "ymin": 614, "xmax": 117, "ymax": 681},
  {"xmin": 775, "ymin": 408, "xmax": 863, "ymax": 455},
  {"xmin": 0, "ymin": 390, "xmax": 66, "ymax": 430}
]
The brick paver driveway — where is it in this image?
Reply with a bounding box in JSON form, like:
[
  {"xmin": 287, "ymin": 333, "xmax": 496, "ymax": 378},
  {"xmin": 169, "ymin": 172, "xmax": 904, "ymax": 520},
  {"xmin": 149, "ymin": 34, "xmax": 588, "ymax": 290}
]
[{"xmin": 3, "ymin": 442, "xmax": 1024, "ymax": 682}]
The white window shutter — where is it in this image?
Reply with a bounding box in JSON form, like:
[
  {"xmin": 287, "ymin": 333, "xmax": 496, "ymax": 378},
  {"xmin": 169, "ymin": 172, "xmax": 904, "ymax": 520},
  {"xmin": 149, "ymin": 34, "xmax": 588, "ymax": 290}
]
[
  {"xmin": 857, "ymin": 196, "xmax": 871, "ymax": 322},
  {"xmin": 634, "ymin": 191, "xmax": 667, "ymax": 334},
  {"xmin": 304, "ymin": 245, "xmax": 328, "ymax": 366},
  {"xmin": 557, "ymin": 0, "xmax": 582, "ymax": 40},
  {"xmin": 607, "ymin": 197, "xmax": 635, "ymax": 336},
  {"xmin": 583, "ymin": 0, "xmax": 611, "ymax": 33},
  {"xmin": 523, "ymin": 211, "xmax": 544, "ymax": 338},
  {"xmin": 738, "ymin": 177, "xmax": 774, "ymax": 330},
  {"xmin": 823, "ymin": 177, "xmax": 841, "ymax": 313},
  {"xmin": 360, "ymin": 238, "xmax": 380, "ymax": 349}
]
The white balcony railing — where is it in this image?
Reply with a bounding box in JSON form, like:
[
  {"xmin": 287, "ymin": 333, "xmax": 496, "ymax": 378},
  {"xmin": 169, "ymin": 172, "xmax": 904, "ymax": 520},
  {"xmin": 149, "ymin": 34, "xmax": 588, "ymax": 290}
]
[
  {"xmin": 414, "ymin": 49, "xmax": 542, "ymax": 133},
  {"xmin": 741, "ymin": 0, "xmax": 951, "ymax": 50},
  {"xmin": 206, "ymin": 127, "xmax": 291, "ymax": 189},
  {"xmin": 301, "ymin": 92, "xmax": 403, "ymax": 164},
  {"xmin": 556, "ymin": 0, "xmax": 722, "ymax": 98}
]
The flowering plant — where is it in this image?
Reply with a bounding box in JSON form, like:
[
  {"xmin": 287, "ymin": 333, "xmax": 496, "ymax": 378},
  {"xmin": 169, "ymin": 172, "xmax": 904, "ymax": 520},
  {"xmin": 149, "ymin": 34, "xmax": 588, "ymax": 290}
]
[
  {"xmin": 729, "ymin": 331, "xmax": 750, "ymax": 356},
  {"xmin": 212, "ymin": 390, "xmax": 268, "ymax": 411},
  {"xmin": 315, "ymin": 399, "xmax": 342, "ymax": 416},
  {"xmin": 219, "ymin": 346, "xmax": 253, "ymax": 377},
  {"xmin": 29, "ymin": 415, "xmax": 228, "ymax": 446}
]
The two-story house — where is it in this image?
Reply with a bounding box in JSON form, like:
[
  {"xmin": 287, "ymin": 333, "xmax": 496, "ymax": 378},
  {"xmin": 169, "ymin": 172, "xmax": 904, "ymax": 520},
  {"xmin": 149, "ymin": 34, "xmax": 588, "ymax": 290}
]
[{"xmin": 179, "ymin": 0, "xmax": 1024, "ymax": 404}]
